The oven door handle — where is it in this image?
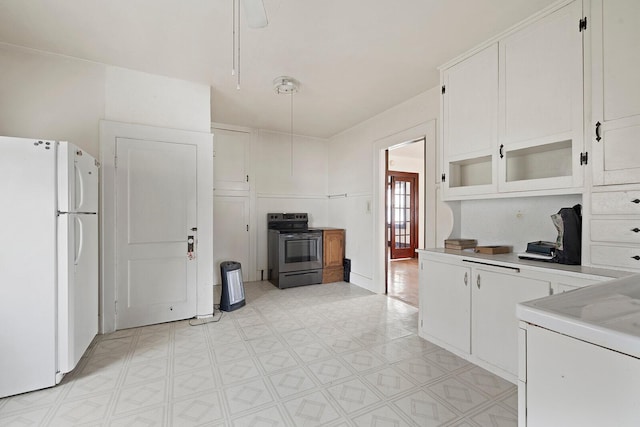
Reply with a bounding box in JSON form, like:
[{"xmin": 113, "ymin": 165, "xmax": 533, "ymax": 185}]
[{"xmin": 280, "ymin": 233, "xmax": 321, "ymax": 239}]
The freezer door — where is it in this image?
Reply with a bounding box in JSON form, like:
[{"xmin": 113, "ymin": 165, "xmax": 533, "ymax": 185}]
[
  {"xmin": 58, "ymin": 213, "xmax": 99, "ymax": 373},
  {"xmin": 58, "ymin": 141, "xmax": 99, "ymax": 213}
]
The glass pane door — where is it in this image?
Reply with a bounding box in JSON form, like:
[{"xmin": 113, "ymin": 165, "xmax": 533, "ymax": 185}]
[{"xmin": 389, "ymin": 171, "xmax": 419, "ymax": 259}]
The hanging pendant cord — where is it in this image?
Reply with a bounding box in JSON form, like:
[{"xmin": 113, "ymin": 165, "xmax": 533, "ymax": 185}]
[
  {"xmin": 236, "ymin": 0, "xmax": 241, "ymax": 89},
  {"xmin": 232, "ymin": 0, "xmax": 236, "ymax": 76}
]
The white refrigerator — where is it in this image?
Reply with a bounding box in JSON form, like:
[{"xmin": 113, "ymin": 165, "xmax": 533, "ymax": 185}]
[{"xmin": 0, "ymin": 136, "xmax": 99, "ymax": 398}]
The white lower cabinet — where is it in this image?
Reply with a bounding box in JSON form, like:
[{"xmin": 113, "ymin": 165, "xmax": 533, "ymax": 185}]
[
  {"xmin": 520, "ymin": 324, "xmax": 640, "ymax": 427},
  {"xmin": 419, "ymin": 254, "xmax": 551, "ymax": 382},
  {"xmin": 421, "ymin": 258, "xmax": 471, "ymax": 354},
  {"xmin": 472, "ymin": 268, "xmax": 549, "ymax": 377},
  {"xmin": 418, "ymin": 252, "xmax": 618, "ymax": 384}
]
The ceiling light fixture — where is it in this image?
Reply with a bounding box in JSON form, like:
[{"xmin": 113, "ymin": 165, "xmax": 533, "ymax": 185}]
[
  {"xmin": 232, "ymin": 0, "xmax": 268, "ymax": 90},
  {"xmin": 274, "ymin": 76, "xmax": 300, "ymax": 176}
]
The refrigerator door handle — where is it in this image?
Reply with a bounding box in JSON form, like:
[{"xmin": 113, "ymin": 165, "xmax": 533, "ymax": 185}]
[
  {"xmin": 75, "ymin": 162, "xmax": 84, "ymax": 211},
  {"xmin": 75, "ymin": 216, "xmax": 84, "ymax": 266}
]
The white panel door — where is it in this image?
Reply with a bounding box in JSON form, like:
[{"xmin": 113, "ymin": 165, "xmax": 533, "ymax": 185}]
[
  {"xmin": 115, "ymin": 137, "xmax": 197, "ymax": 329},
  {"xmin": 213, "ymin": 196, "xmax": 250, "ymax": 284},
  {"xmin": 213, "ymin": 128, "xmax": 250, "ymax": 192}
]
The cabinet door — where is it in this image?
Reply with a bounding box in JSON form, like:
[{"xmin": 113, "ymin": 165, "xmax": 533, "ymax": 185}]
[
  {"xmin": 213, "ymin": 128, "xmax": 250, "ymax": 192},
  {"xmin": 421, "ymin": 259, "xmax": 471, "ymax": 354},
  {"xmin": 323, "ymin": 229, "xmax": 344, "ymax": 268},
  {"xmin": 498, "ymin": 0, "xmax": 584, "ymax": 192},
  {"xmin": 591, "ymin": 0, "xmax": 640, "ymax": 186},
  {"xmin": 472, "ymin": 268, "xmax": 549, "ymax": 376},
  {"xmin": 526, "ymin": 325, "xmax": 640, "ymax": 427},
  {"xmin": 443, "ymin": 44, "xmax": 498, "ymax": 159},
  {"xmin": 442, "ymin": 44, "xmax": 498, "ymax": 198},
  {"xmin": 213, "ymin": 196, "xmax": 250, "ymax": 284}
]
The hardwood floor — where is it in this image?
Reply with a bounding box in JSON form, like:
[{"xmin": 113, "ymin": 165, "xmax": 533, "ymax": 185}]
[{"xmin": 387, "ymin": 257, "xmax": 419, "ymax": 307}]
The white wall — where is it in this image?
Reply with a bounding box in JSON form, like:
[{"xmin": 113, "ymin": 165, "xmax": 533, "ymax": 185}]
[
  {"xmin": 460, "ymin": 194, "xmax": 582, "ymax": 253},
  {"xmin": 0, "ymin": 45, "xmax": 105, "ymax": 157},
  {"xmin": 105, "ymin": 67, "xmax": 210, "ymax": 133},
  {"xmin": 0, "ymin": 44, "xmax": 211, "ymax": 153},
  {"xmin": 254, "ymin": 129, "xmax": 329, "ymax": 273},
  {"xmin": 328, "ymin": 87, "xmax": 440, "ymax": 292}
]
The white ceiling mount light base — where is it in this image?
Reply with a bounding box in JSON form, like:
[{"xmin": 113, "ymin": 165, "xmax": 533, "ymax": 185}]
[{"xmin": 273, "ymin": 76, "xmax": 300, "ymax": 94}]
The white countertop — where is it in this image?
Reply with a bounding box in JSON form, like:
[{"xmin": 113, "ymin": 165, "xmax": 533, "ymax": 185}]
[
  {"xmin": 517, "ymin": 274, "xmax": 640, "ymax": 358},
  {"xmin": 417, "ymin": 248, "xmax": 630, "ymax": 280}
]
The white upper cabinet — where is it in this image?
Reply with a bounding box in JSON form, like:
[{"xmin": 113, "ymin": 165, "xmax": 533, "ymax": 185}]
[
  {"xmin": 499, "ymin": 1, "xmax": 583, "ymax": 147},
  {"xmin": 591, "ymin": 0, "xmax": 640, "ymax": 186},
  {"xmin": 443, "ymin": 44, "xmax": 498, "ymax": 159},
  {"xmin": 441, "ymin": 0, "xmax": 586, "ymax": 199},
  {"xmin": 213, "ymin": 128, "xmax": 251, "ymax": 192},
  {"xmin": 498, "ymin": 0, "xmax": 584, "ymax": 192},
  {"xmin": 442, "ymin": 44, "xmax": 499, "ymax": 198}
]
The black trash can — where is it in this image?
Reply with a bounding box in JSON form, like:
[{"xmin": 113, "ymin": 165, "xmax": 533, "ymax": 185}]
[
  {"xmin": 343, "ymin": 258, "xmax": 351, "ymax": 283},
  {"xmin": 220, "ymin": 261, "xmax": 246, "ymax": 312}
]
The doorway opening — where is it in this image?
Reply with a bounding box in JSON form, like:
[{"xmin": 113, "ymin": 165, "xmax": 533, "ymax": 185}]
[{"xmin": 385, "ymin": 139, "xmax": 424, "ymax": 307}]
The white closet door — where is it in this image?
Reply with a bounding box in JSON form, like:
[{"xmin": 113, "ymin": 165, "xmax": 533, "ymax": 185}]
[
  {"xmin": 115, "ymin": 137, "xmax": 197, "ymax": 329},
  {"xmin": 213, "ymin": 196, "xmax": 250, "ymax": 284}
]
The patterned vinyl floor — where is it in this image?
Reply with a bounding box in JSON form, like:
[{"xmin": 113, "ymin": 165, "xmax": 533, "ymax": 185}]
[{"xmin": 0, "ymin": 280, "xmax": 517, "ymax": 426}]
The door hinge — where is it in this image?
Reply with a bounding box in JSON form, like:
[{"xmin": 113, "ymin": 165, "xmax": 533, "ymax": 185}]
[
  {"xmin": 114, "ymin": 156, "xmax": 118, "ymax": 168},
  {"xmin": 579, "ymin": 17, "xmax": 587, "ymax": 32},
  {"xmin": 421, "ymin": 319, "xmax": 423, "ymax": 327},
  {"xmin": 580, "ymin": 152, "xmax": 589, "ymax": 165},
  {"xmin": 246, "ymin": 175, "xmax": 249, "ymax": 182},
  {"xmin": 115, "ymin": 300, "xmax": 118, "ymax": 315},
  {"xmin": 441, "ymin": 173, "xmax": 446, "ymax": 182},
  {"xmin": 441, "ymin": 85, "xmax": 446, "ymax": 94},
  {"xmin": 246, "ymin": 224, "xmax": 249, "ymax": 231}
]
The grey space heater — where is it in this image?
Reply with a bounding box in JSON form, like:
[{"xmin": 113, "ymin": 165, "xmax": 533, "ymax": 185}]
[{"xmin": 220, "ymin": 261, "xmax": 246, "ymax": 312}]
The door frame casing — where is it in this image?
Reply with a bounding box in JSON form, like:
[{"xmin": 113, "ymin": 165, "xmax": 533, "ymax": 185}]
[
  {"xmin": 100, "ymin": 120, "xmax": 213, "ymax": 333},
  {"xmin": 373, "ymin": 121, "xmax": 437, "ymax": 295}
]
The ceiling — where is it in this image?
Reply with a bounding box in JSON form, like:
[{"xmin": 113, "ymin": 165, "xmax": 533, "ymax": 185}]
[{"xmin": 0, "ymin": 0, "xmax": 557, "ymax": 138}]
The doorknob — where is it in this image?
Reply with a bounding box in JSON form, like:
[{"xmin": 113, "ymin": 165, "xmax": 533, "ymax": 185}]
[{"xmin": 187, "ymin": 235, "xmax": 195, "ymax": 260}]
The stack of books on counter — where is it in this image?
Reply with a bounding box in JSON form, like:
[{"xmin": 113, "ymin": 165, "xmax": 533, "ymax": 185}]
[{"xmin": 444, "ymin": 239, "xmax": 477, "ymax": 250}]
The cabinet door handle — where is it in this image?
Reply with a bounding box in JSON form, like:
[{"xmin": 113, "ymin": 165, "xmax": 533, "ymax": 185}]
[
  {"xmin": 464, "ymin": 272, "xmax": 468, "ymax": 286},
  {"xmin": 632, "ymin": 199, "xmax": 640, "ymax": 204},
  {"xmin": 595, "ymin": 121, "xmax": 602, "ymax": 142},
  {"xmin": 632, "ymin": 228, "xmax": 640, "ymax": 233},
  {"xmin": 632, "ymin": 255, "xmax": 640, "ymax": 261},
  {"xmin": 476, "ymin": 274, "xmax": 481, "ymax": 289},
  {"xmin": 499, "ymin": 144, "xmax": 504, "ymax": 159}
]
